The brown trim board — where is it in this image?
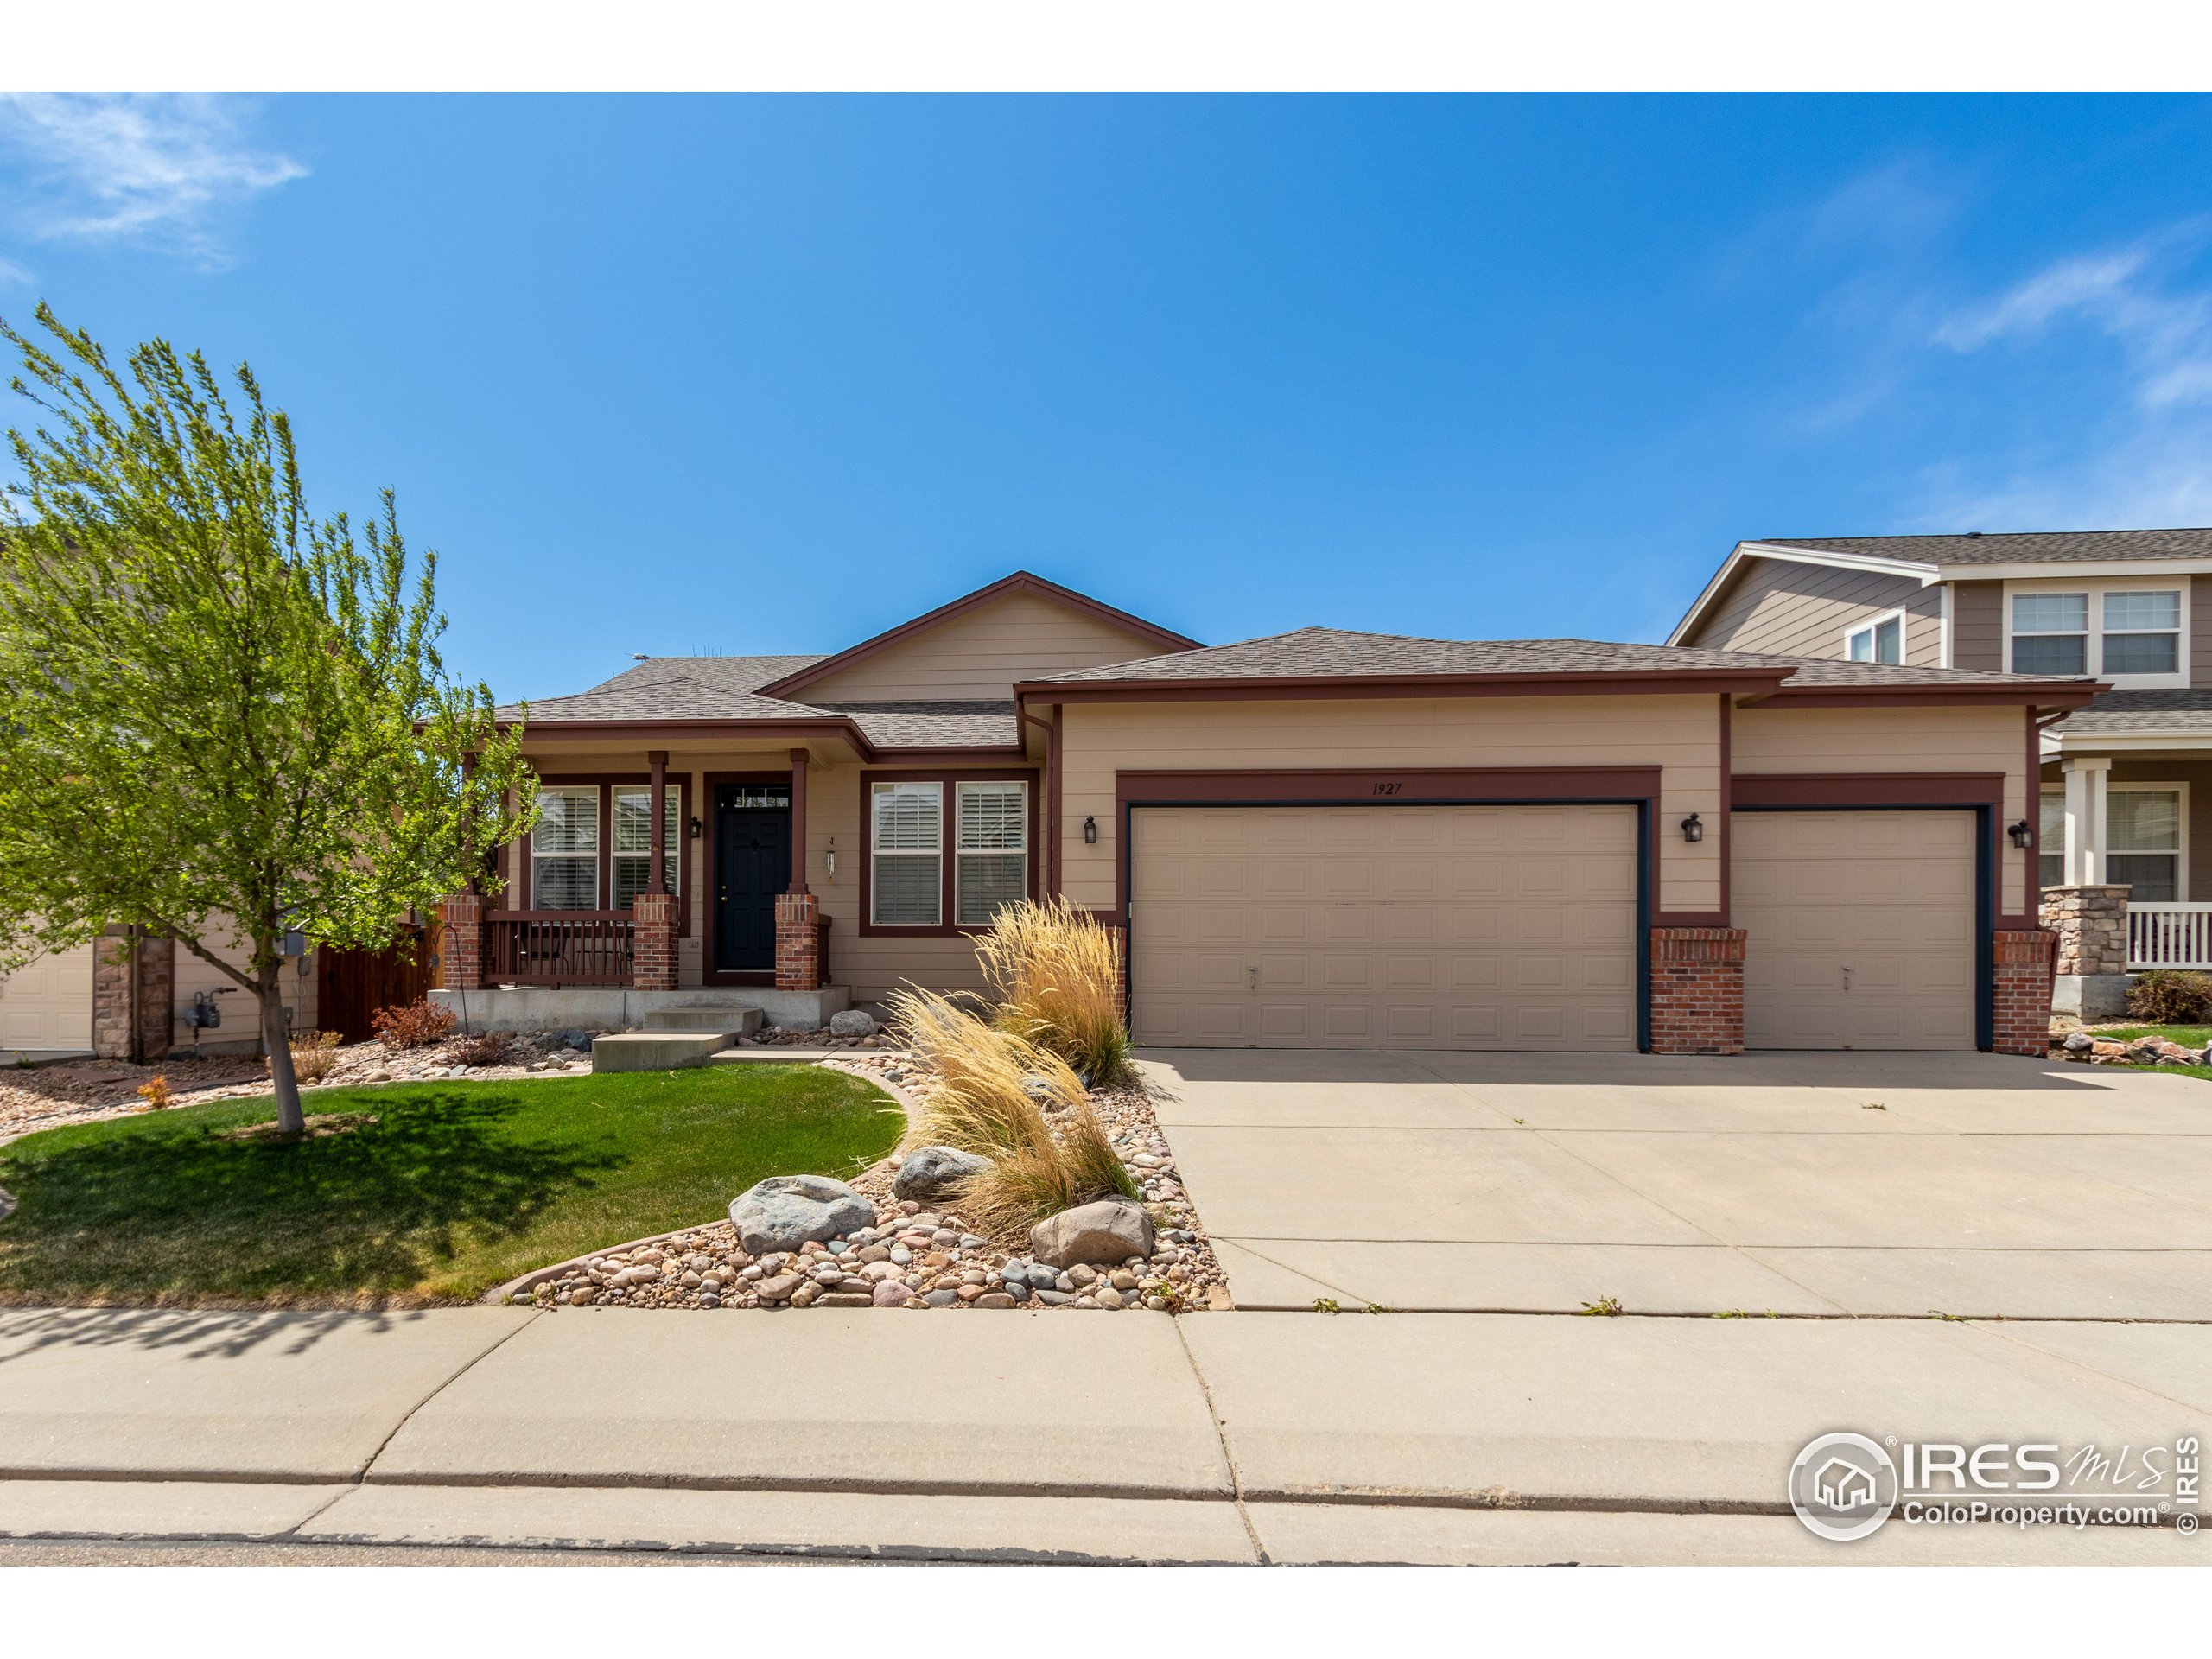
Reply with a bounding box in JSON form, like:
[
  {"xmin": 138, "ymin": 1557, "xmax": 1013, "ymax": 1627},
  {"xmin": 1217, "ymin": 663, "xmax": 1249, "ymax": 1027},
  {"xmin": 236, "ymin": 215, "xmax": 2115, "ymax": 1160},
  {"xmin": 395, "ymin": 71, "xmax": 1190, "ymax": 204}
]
[{"xmin": 1022, "ymin": 669, "xmax": 1790, "ymax": 708}]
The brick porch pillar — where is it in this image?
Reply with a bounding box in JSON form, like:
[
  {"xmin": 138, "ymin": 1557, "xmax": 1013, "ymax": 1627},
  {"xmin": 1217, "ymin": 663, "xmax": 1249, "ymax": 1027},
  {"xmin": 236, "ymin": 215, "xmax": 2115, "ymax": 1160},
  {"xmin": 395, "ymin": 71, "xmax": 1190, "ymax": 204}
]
[
  {"xmin": 2039, "ymin": 883, "xmax": 2129, "ymax": 1021},
  {"xmin": 438, "ymin": 893, "xmax": 485, "ymax": 991},
  {"xmin": 91, "ymin": 926, "xmax": 175, "ymax": 1062},
  {"xmin": 1993, "ymin": 928, "xmax": 2058, "ymax": 1056},
  {"xmin": 1648, "ymin": 926, "xmax": 1746, "ymax": 1055},
  {"xmin": 632, "ymin": 890, "xmax": 679, "ymax": 991},
  {"xmin": 775, "ymin": 891, "xmax": 823, "ymax": 990}
]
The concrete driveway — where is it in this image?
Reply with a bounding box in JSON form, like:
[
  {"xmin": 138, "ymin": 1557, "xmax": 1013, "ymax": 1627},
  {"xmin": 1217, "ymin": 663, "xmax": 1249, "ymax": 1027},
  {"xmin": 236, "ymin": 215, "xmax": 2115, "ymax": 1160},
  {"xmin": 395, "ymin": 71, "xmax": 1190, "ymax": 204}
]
[{"xmin": 1140, "ymin": 1050, "xmax": 2212, "ymax": 1321}]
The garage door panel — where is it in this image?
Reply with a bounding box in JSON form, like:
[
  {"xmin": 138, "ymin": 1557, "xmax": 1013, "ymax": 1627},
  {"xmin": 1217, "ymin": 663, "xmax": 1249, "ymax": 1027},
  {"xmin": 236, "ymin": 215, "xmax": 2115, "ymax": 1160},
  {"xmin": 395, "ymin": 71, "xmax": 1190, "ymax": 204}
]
[
  {"xmin": 1734, "ymin": 810, "xmax": 1977, "ymax": 1052},
  {"xmin": 1131, "ymin": 804, "xmax": 1637, "ymax": 1051},
  {"xmin": 0, "ymin": 943, "xmax": 95, "ymax": 1053}
]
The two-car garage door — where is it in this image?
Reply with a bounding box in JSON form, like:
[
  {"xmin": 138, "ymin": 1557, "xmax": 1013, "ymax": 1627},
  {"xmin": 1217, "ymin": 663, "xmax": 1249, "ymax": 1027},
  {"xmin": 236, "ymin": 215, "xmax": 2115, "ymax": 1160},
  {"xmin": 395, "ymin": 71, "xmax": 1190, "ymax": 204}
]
[
  {"xmin": 1128, "ymin": 804, "xmax": 1981, "ymax": 1052},
  {"xmin": 1130, "ymin": 805, "xmax": 1640, "ymax": 1050}
]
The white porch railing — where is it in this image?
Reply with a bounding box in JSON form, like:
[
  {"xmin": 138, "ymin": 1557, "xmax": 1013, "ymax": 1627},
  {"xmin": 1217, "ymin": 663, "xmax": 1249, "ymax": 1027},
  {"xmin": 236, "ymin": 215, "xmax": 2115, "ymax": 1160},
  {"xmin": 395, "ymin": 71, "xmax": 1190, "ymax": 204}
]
[{"xmin": 2127, "ymin": 903, "xmax": 2212, "ymax": 970}]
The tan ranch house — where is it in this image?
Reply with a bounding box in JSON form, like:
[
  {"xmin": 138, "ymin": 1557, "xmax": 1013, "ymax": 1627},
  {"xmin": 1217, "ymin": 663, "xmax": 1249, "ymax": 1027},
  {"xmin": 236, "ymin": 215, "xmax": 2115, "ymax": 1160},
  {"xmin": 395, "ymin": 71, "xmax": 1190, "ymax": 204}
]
[
  {"xmin": 1672, "ymin": 527, "xmax": 2212, "ymax": 1018},
  {"xmin": 410, "ymin": 568, "xmax": 2088, "ymax": 1057}
]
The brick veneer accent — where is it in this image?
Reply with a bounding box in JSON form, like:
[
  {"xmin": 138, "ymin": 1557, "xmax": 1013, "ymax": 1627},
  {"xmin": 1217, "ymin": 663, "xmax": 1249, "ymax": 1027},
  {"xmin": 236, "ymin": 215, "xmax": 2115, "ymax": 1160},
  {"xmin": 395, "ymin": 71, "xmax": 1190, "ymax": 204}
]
[
  {"xmin": 1993, "ymin": 927, "xmax": 2057, "ymax": 1057},
  {"xmin": 775, "ymin": 890, "xmax": 823, "ymax": 991},
  {"xmin": 632, "ymin": 890, "xmax": 679, "ymax": 991},
  {"xmin": 1648, "ymin": 926, "xmax": 1746, "ymax": 1055},
  {"xmin": 92, "ymin": 926, "xmax": 174, "ymax": 1062},
  {"xmin": 439, "ymin": 893, "xmax": 485, "ymax": 991},
  {"xmin": 2040, "ymin": 884, "xmax": 2128, "ymax": 977}
]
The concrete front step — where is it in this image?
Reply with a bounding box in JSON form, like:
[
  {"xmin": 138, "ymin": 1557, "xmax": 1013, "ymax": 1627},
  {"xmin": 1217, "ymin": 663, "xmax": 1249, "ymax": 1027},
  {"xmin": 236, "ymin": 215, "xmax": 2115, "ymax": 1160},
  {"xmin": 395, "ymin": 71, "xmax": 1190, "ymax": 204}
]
[
  {"xmin": 591, "ymin": 1031, "xmax": 741, "ymax": 1072},
  {"xmin": 645, "ymin": 1007, "xmax": 765, "ymax": 1035}
]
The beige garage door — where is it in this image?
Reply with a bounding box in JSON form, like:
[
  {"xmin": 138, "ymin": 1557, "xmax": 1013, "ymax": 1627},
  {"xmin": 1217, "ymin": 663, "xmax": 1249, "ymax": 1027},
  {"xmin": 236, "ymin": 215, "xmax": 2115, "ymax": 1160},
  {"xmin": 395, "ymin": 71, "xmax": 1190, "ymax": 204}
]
[
  {"xmin": 0, "ymin": 942, "xmax": 95, "ymax": 1055},
  {"xmin": 1129, "ymin": 804, "xmax": 1638, "ymax": 1050},
  {"xmin": 1733, "ymin": 810, "xmax": 1978, "ymax": 1051}
]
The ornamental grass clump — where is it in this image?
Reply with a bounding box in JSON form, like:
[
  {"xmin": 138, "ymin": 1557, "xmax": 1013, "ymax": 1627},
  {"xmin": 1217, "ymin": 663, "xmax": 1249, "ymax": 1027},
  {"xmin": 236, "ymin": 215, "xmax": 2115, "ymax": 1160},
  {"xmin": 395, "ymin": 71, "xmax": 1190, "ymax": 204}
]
[
  {"xmin": 284, "ymin": 1029, "xmax": 343, "ymax": 1084},
  {"xmin": 973, "ymin": 895, "xmax": 1135, "ymax": 1085},
  {"xmin": 885, "ymin": 985, "xmax": 1138, "ymax": 1233}
]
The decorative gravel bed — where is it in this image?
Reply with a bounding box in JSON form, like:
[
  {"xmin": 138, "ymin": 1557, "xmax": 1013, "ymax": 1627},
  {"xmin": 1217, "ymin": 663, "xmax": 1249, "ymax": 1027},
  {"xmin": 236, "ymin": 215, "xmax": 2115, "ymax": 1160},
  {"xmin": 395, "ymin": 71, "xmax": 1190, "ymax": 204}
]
[{"xmin": 504, "ymin": 1050, "xmax": 1232, "ymax": 1313}]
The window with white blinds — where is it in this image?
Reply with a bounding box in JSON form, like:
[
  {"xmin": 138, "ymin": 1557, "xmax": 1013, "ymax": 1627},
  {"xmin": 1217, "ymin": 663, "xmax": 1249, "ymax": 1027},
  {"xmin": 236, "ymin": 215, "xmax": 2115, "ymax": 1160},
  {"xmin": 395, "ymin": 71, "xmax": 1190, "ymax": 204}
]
[
  {"xmin": 612, "ymin": 785, "xmax": 682, "ymax": 908},
  {"xmin": 532, "ymin": 786, "xmax": 599, "ymax": 909},
  {"xmin": 872, "ymin": 781, "xmax": 944, "ymax": 926},
  {"xmin": 956, "ymin": 780, "xmax": 1028, "ymax": 926}
]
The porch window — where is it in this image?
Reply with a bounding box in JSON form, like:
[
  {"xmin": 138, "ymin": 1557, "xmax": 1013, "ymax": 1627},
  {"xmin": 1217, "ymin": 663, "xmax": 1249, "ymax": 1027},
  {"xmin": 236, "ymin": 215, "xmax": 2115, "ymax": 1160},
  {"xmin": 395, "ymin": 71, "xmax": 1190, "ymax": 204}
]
[
  {"xmin": 532, "ymin": 786, "xmax": 600, "ymax": 909},
  {"xmin": 612, "ymin": 785, "xmax": 683, "ymax": 907},
  {"xmin": 2108, "ymin": 787, "xmax": 2183, "ymax": 903},
  {"xmin": 2010, "ymin": 593, "xmax": 2088, "ymax": 676},
  {"xmin": 2101, "ymin": 590, "xmax": 2182, "ymax": 677},
  {"xmin": 871, "ymin": 781, "xmax": 943, "ymax": 926},
  {"xmin": 955, "ymin": 780, "xmax": 1029, "ymax": 927},
  {"xmin": 1846, "ymin": 613, "xmax": 1903, "ymax": 664},
  {"xmin": 2039, "ymin": 788, "xmax": 2064, "ymax": 891}
]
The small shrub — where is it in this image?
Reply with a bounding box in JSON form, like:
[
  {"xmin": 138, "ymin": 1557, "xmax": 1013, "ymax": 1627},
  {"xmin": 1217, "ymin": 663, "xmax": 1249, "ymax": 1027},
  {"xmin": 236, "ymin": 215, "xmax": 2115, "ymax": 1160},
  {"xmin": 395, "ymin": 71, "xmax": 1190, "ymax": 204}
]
[
  {"xmin": 370, "ymin": 998, "xmax": 458, "ymax": 1049},
  {"xmin": 283, "ymin": 1029, "xmax": 343, "ymax": 1084},
  {"xmin": 973, "ymin": 896, "xmax": 1135, "ymax": 1085},
  {"xmin": 2126, "ymin": 969, "xmax": 2212, "ymax": 1025},
  {"xmin": 136, "ymin": 1074, "xmax": 173, "ymax": 1110},
  {"xmin": 452, "ymin": 1028, "xmax": 509, "ymax": 1067}
]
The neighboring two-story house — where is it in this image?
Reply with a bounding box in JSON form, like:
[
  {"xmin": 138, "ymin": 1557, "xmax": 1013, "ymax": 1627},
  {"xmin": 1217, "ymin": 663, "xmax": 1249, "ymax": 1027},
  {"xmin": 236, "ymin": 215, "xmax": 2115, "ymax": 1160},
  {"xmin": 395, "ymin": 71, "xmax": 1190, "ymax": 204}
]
[{"xmin": 1672, "ymin": 527, "xmax": 2212, "ymax": 1014}]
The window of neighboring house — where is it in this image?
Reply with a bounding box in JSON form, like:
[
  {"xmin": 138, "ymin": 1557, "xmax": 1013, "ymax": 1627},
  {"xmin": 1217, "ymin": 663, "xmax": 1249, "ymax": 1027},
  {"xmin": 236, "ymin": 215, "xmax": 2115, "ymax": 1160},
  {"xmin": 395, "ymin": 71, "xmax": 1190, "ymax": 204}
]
[
  {"xmin": 871, "ymin": 781, "xmax": 944, "ymax": 926},
  {"xmin": 2010, "ymin": 592, "xmax": 2088, "ymax": 676},
  {"xmin": 2040, "ymin": 787, "xmax": 2065, "ymax": 891},
  {"xmin": 955, "ymin": 780, "xmax": 1029, "ymax": 927},
  {"xmin": 1846, "ymin": 613, "xmax": 1904, "ymax": 664},
  {"xmin": 2108, "ymin": 787, "xmax": 2183, "ymax": 903},
  {"xmin": 532, "ymin": 786, "xmax": 600, "ymax": 909},
  {"xmin": 2101, "ymin": 590, "xmax": 2182, "ymax": 677},
  {"xmin": 612, "ymin": 785, "xmax": 682, "ymax": 908}
]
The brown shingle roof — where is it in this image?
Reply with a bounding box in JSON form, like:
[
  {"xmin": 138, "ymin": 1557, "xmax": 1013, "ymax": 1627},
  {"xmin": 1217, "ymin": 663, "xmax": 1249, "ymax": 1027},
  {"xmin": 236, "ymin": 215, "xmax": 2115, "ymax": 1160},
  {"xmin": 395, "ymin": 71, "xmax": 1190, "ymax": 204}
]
[
  {"xmin": 2049, "ymin": 689, "xmax": 2212, "ymax": 735},
  {"xmin": 1033, "ymin": 627, "xmax": 2077, "ymax": 689},
  {"xmin": 1757, "ymin": 528, "xmax": 2212, "ymax": 568}
]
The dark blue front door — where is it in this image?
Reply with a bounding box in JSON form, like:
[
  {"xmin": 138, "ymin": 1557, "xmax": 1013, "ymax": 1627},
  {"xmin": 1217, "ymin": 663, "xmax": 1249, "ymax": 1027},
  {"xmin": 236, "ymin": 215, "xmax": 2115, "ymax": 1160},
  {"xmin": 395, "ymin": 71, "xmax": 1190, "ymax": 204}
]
[{"xmin": 715, "ymin": 788, "xmax": 791, "ymax": 971}]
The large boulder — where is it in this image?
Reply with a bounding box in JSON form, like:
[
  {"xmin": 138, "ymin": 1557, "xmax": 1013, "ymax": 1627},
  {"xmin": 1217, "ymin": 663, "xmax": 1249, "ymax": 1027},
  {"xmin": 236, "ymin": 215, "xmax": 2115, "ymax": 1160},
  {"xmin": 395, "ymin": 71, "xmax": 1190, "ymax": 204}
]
[
  {"xmin": 829, "ymin": 1009, "xmax": 879, "ymax": 1038},
  {"xmin": 728, "ymin": 1174, "xmax": 874, "ymax": 1253},
  {"xmin": 1029, "ymin": 1198, "xmax": 1154, "ymax": 1268},
  {"xmin": 893, "ymin": 1145, "xmax": 989, "ymax": 1201}
]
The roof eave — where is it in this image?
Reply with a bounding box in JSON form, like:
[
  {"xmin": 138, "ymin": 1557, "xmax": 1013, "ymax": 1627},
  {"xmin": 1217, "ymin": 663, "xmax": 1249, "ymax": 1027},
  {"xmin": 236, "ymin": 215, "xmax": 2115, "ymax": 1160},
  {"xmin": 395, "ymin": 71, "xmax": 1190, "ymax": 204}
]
[{"xmin": 1018, "ymin": 667, "xmax": 1796, "ymax": 705}]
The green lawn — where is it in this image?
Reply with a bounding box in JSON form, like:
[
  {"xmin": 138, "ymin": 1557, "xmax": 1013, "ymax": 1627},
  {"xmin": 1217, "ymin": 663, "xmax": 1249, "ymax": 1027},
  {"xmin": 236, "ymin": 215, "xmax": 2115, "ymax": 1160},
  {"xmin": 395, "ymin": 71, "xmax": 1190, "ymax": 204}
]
[
  {"xmin": 0, "ymin": 1065, "xmax": 902, "ymax": 1306},
  {"xmin": 2094, "ymin": 1025, "xmax": 2212, "ymax": 1046}
]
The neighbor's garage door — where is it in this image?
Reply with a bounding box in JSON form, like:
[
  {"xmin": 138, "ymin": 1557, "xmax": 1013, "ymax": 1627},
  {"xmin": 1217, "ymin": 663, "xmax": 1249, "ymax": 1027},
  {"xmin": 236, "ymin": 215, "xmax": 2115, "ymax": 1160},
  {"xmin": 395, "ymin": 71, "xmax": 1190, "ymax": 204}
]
[
  {"xmin": 0, "ymin": 941, "xmax": 95, "ymax": 1054},
  {"xmin": 1129, "ymin": 804, "xmax": 1639, "ymax": 1050},
  {"xmin": 1733, "ymin": 810, "xmax": 1977, "ymax": 1050}
]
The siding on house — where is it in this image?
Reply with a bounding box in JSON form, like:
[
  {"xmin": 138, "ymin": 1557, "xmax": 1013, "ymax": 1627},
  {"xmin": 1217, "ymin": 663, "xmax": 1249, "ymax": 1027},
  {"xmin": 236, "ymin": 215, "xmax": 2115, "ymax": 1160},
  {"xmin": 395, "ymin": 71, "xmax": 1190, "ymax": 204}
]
[
  {"xmin": 1732, "ymin": 703, "xmax": 2034, "ymax": 918},
  {"xmin": 2193, "ymin": 575, "xmax": 2212, "ymax": 688},
  {"xmin": 1688, "ymin": 557, "xmax": 1940, "ymax": 664},
  {"xmin": 1056, "ymin": 693, "xmax": 1727, "ymax": 918},
  {"xmin": 795, "ymin": 591, "xmax": 1173, "ymax": 702},
  {"xmin": 1950, "ymin": 580, "xmax": 2003, "ymax": 671}
]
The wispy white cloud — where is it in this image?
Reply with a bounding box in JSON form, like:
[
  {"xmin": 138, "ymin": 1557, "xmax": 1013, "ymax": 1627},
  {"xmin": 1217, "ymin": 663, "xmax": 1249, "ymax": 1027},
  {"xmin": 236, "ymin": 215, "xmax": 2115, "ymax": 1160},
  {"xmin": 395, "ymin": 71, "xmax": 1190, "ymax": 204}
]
[
  {"xmin": 0, "ymin": 252, "xmax": 32, "ymax": 289},
  {"xmin": 0, "ymin": 93, "xmax": 304, "ymax": 268}
]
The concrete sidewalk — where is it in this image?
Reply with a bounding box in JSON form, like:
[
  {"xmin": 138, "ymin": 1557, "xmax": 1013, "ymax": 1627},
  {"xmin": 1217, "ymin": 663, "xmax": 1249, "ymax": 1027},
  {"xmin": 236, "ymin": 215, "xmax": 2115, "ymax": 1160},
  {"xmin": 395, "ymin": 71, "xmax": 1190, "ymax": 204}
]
[{"xmin": 2, "ymin": 1303, "xmax": 2204, "ymax": 1565}]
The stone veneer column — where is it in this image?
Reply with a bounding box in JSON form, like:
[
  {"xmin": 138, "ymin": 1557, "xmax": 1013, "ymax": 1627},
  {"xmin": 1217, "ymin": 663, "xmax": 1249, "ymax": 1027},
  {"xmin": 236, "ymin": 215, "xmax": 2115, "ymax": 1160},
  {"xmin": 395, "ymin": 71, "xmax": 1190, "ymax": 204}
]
[
  {"xmin": 438, "ymin": 893, "xmax": 485, "ymax": 991},
  {"xmin": 1647, "ymin": 927, "xmax": 1747, "ymax": 1055},
  {"xmin": 2040, "ymin": 883, "xmax": 2130, "ymax": 1021},
  {"xmin": 632, "ymin": 890, "xmax": 679, "ymax": 991},
  {"xmin": 1993, "ymin": 928, "xmax": 2059, "ymax": 1055},
  {"xmin": 774, "ymin": 890, "xmax": 823, "ymax": 991},
  {"xmin": 91, "ymin": 925, "xmax": 175, "ymax": 1062}
]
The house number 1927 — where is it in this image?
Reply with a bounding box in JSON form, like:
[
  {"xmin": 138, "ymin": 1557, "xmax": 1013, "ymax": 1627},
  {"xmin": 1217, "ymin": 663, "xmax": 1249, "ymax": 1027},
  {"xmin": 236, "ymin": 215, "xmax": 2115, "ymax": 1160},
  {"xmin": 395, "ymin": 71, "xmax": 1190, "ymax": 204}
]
[{"xmin": 1371, "ymin": 781, "xmax": 1403, "ymax": 796}]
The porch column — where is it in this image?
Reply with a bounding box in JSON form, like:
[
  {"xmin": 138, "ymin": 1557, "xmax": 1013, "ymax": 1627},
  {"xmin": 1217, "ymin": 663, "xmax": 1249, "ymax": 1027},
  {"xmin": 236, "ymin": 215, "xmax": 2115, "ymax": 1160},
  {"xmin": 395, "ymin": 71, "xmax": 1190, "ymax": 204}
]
[
  {"xmin": 788, "ymin": 747, "xmax": 810, "ymax": 893},
  {"xmin": 648, "ymin": 749, "xmax": 668, "ymax": 895},
  {"xmin": 2062, "ymin": 756, "xmax": 2111, "ymax": 886},
  {"xmin": 775, "ymin": 746, "xmax": 823, "ymax": 991}
]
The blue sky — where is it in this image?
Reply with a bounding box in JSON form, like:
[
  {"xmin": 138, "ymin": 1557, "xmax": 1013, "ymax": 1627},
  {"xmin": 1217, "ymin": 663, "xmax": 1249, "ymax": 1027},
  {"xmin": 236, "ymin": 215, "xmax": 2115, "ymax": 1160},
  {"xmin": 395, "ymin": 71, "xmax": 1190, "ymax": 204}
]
[{"xmin": 6, "ymin": 92, "xmax": 2212, "ymax": 699}]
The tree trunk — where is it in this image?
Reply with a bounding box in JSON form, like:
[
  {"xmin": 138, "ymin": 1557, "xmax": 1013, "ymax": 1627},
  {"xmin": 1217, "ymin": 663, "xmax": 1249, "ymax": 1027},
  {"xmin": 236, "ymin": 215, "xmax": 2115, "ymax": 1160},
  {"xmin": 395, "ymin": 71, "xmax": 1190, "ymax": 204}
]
[{"xmin": 261, "ymin": 976, "xmax": 304, "ymax": 1137}]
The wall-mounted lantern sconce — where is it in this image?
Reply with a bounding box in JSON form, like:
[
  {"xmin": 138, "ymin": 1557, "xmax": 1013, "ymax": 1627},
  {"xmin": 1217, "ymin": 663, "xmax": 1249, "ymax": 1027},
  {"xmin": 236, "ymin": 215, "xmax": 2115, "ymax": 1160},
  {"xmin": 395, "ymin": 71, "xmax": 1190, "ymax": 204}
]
[
  {"xmin": 1083, "ymin": 815, "xmax": 1098, "ymax": 845},
  {"xmin": 1680, "ymin": 812, "xmax": 1704, "ymax": 844},
  {"xmin": 688, "ymin": 815, "xmax": 702, "ymax": 840},
  {"xmin": 2008, "ymin": 819, "xmax": 2033, "ymax": 849}
]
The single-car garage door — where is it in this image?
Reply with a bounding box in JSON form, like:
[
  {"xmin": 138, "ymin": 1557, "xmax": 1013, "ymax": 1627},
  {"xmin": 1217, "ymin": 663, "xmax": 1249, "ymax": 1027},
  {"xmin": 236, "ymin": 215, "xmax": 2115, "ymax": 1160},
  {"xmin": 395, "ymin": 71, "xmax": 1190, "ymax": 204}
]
[
  {"xmin": 0, "ymin": 941, "xmax": 95, "ymax": 1055},
  {"xmin": 1733, "ymin": 810, "xmax": 1978, "ymax": 1050},
  {"xmin": 1129, "ymin": 804, "xmax": 1639, "ymax": 1050}
]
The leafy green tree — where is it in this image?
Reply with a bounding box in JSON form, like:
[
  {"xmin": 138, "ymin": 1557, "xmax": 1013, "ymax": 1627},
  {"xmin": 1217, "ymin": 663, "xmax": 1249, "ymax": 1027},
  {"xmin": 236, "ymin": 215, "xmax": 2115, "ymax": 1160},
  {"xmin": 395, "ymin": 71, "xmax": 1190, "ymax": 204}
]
[{"xmin": 0, "ymin": 305, "xmax": 533, "ymax": 1136}]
